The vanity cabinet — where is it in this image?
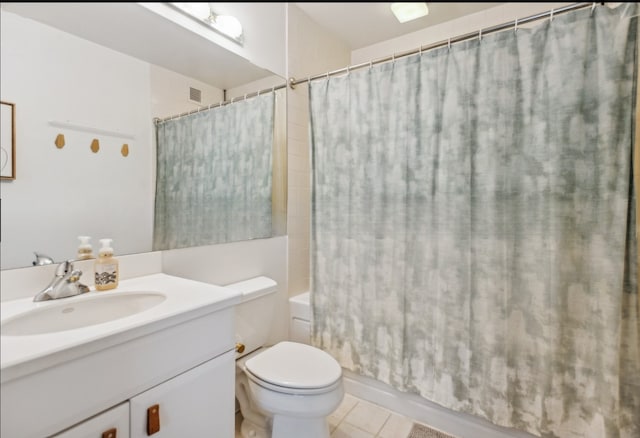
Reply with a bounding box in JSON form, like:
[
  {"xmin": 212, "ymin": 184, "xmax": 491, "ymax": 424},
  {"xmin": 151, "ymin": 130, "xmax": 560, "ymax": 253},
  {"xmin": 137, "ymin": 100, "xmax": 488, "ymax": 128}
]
[
  {"xmin": 51, "ymin": 351, "xmax": 234, "ymax": 438},
  {"xmin": 52, "ymin": 403, "xmax": 130, "ymax": 438},
  {"xmin": 130, "ymin": 351, "xmax": 235, "ymax": 437}
]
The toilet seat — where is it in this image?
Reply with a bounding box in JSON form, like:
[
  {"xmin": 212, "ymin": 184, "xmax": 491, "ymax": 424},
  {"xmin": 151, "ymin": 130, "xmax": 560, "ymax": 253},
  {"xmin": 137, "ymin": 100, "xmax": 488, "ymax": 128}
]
[
  {"xmin": 244, "ymin": 341, "xmax": 342, "ymax": 395},
  {"xmin": 245, "ymin": 369, "xmax": 342, "ymax": 395}
]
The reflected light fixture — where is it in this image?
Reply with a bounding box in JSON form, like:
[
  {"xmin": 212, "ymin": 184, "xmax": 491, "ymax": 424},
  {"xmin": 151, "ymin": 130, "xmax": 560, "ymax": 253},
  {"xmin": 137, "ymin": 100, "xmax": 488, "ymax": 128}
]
[
  {"xmin": 390, "ymin": 3, "xmax": 429, "ymax": 23},
  {"xmin": 170, "ymin": 3, "xmax": 244, "ymax": 45}
]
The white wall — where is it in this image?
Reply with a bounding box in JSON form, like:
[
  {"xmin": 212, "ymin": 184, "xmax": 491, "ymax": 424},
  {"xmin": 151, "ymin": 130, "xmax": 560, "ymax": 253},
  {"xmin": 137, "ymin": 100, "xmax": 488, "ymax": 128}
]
[
  {"xmin": 0, "ymin": 11, "xmax": 154, "ymax": 269},
  {"xmin": 226, "ymin": 75, "xmax": 285, "ymax": 100},
  {"xmin": 150, "ymin": 65, "xmax": 224, "ymax": 119},
  {"xmin": 161, "ymin": 236, "xmax": 289, "ymax": 347},
  {"xmin": 286, "ymin": 4, "xmax": 351, "ymax": 297}
]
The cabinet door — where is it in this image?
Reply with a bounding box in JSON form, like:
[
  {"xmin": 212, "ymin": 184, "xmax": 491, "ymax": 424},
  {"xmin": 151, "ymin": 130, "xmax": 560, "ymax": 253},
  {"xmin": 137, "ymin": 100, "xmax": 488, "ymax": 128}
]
[
  {"xmin": 51, "ymin": 402, "xmax": 129, "ymax": 438},
  {"xmin": 130, "ymin": 350, "xmax": 235, "ymax": 438}
]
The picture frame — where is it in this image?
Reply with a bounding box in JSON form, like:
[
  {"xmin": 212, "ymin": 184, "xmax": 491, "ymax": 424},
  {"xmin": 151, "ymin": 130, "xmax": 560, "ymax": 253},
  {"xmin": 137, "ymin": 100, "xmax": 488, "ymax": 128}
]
[{"xmin": 1, "ymin": 101, "xmax": 16, "ymax": 180}]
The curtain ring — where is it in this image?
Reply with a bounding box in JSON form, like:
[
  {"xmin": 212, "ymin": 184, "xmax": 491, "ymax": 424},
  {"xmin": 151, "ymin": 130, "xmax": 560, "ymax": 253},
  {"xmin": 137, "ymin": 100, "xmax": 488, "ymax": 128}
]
[
  {"xmin": 479, "ymin": 29, "xmax": 482, "ymax": 41},
  {"xmin": 244, "ymin": 93, "xmax": 247, "ymax": 100},
  {"xmin": 448, "ymin": 37, "xmax": 451, "ymax": 50},
  {"xmin": 392, "ymin": 53, "xmax": 396, "ymax": 63},
  {"xmin": 514, "ymin": 18, "xmax": 518, "ymax": 33},
  {"xmin": 369, "ymin": 60, "xmax": 373, "ymax": 69},
  {"xmin": 257, "ymin": 89, "xmax": 261, "ymax": 96},
  {"xmin": 591, "ymin": 3, "xmax": 596, "ymax": 15},
  {"xmin": 326, "ymin": 71, "xmax": 330, "ymax": 80},
  {"xmin": 550, "ymin": 9, "xmax": 554, "ymax": 22},
  {"xmin": 272, "ymin": 86, "xmax": 275, "ymax": 93}
]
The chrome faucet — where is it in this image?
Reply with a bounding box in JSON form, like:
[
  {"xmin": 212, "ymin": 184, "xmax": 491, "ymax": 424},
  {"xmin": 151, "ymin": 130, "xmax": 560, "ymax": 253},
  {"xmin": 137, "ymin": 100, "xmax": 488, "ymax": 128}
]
[
  {"xmin": 32, "ymin": 252, "xmax": 54, "ymax": 266},
  {"xmin": 33, "ymin": 259, "xmax": 91, "ymax": 302}
]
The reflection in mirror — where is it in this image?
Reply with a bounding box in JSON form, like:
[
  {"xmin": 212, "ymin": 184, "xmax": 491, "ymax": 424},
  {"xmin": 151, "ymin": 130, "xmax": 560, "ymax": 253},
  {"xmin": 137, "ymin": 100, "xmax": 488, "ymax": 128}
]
[{"xmin": 0, "ymin": 3, "xmax": 287, "ymax": 270}]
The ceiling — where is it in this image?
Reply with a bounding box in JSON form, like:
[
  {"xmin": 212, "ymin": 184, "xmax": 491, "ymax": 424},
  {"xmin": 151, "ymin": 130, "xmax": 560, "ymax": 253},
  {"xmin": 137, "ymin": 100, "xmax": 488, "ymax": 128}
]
[{"xmin": 296, "ymin": 2, "xmax": 502, "ymax": 49}]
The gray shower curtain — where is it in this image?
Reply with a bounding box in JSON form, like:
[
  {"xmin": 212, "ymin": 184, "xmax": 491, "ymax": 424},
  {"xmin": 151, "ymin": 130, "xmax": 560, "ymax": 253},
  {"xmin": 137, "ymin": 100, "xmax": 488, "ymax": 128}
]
[
  {"xmin": 310, "ymin": 6, "xmax": 638, "ymax": 438},
  {"xmin": 154, "ymin": 93, "xmax": 274, "ymax": 250}
]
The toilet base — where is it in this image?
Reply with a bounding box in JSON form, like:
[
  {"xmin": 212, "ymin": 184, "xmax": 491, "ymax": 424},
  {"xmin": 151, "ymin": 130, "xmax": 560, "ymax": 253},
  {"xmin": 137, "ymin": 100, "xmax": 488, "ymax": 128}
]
[
  {"xmin": 240, "ymin": 417, "xmax": 269, "ymax": 438},
  {"xmin": 272, "ymin": 415, "xmax": 329, "ymax": 438}
]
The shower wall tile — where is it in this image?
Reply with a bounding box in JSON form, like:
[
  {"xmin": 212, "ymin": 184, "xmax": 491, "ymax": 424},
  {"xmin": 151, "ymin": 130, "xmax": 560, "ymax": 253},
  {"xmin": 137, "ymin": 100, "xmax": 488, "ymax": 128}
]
[
  {"xmin": 288, "ymin": 213, "xmax": 310, "ymax": 238},
  {"xmin": 286, "ymin": 4, "xmax": 350, "ymax": 296},
  {"xmin": 288, "ymin": 104, "xmax": 309, "ymax": 127},
  {"xmin": 289, "ymin": 153, "xmax": 310, "ymax": 173},
  {"xmin": 288, "ymin": 123, "xmax": 309, "ymax": 143},
  {"xmin": 288, "ymin": 138, "xmax": 307, "ymax": 157},
  {"xmin": 290, "ymin": 170, "xmax": 311, "ymax": 189}
]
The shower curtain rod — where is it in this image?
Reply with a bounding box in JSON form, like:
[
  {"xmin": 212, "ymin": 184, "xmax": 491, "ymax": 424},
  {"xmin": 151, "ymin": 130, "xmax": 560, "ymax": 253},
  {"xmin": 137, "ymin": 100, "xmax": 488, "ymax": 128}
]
[
  {"xmin": 288, "ymin": 2, "xmax": 596, "ymax": 88},
  {"xmin": 153, "ymin": 82, "xmax": 287, "ymax": 125}
]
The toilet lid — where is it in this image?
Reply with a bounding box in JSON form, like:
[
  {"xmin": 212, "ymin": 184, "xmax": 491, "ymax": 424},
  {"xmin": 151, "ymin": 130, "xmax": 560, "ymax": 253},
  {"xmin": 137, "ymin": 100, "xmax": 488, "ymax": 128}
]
[{"xmin": 244, "ymin": 341, "xmax": 342, "ymax": 389}]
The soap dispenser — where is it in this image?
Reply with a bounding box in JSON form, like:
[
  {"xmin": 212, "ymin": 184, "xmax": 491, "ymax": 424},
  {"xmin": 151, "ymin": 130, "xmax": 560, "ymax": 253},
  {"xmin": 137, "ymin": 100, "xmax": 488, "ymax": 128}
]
[
  {"xmin": 94, "ymin": 238, "xmax": 119, "ymax": 291},
  {"xmin": 76, "ymin": 236, "xmax": 94, "ymax": 260}
]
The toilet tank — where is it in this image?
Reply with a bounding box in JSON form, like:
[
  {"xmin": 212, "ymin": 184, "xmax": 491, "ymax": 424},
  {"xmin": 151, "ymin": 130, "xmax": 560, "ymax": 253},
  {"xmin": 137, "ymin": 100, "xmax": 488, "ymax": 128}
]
[{"xmin": 226, "ymin": 276, "xmax": 278, "ymax": 358}]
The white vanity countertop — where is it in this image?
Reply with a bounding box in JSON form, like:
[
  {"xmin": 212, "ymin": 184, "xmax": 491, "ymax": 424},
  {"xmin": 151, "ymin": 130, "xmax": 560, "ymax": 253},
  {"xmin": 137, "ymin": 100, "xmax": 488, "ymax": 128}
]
[{"xmin": 0, "ymin": 273, "xmax": 242, "ymax": 382}]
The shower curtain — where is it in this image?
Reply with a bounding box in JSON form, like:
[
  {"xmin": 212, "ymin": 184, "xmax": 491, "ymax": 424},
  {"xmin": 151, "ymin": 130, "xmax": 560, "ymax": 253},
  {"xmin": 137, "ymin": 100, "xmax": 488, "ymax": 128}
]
[
  {"xmin": 309, "ymin": 6, "xmax": 638, "ymax": 438},
  {"xmin": 154, "ymin": 93, "xmax": 274, "ymax": 250}
]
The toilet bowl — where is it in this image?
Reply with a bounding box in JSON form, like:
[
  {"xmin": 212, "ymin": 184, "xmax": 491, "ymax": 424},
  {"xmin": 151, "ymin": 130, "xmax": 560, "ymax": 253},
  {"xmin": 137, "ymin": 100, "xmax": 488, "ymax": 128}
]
[{"xmin": 228, "ymin": 277, "xmax": 343, "ymax": 438}]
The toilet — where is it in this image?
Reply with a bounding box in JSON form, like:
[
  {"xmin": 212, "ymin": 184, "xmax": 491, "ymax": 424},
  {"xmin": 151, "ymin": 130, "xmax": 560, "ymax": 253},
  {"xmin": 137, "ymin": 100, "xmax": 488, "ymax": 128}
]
[{"xmin": 227, "ymin": 277, "xmax": 343, "ymax": 438}]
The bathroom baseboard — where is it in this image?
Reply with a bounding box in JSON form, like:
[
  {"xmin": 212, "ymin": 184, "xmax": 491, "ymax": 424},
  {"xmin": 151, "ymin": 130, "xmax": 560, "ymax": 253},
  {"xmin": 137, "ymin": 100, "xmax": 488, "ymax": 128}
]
[{"xmin": 342, "ymin": 370, "xmax": 535, "ymax": 438}]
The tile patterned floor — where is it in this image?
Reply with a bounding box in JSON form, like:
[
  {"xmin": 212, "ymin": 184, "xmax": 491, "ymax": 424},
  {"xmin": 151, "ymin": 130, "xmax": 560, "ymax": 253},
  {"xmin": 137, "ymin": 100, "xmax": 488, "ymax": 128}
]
[{"xmin": 236, "ymin": 393, "xmax": 423, "ymax": 438}]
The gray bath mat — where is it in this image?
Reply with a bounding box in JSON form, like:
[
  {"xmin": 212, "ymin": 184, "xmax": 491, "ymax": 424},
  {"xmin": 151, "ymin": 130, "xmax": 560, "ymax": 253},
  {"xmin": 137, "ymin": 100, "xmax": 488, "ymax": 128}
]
[{"xmin": 407, "ymin": 423, "xmax": 458, "ymax": 438}]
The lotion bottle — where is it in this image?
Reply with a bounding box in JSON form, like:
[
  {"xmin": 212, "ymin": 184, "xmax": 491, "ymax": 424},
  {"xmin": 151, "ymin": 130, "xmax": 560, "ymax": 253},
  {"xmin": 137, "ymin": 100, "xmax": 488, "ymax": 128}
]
[
  {"xmin": 76, "ymin": 236, "xmax": 94, "ymax": 260},
  {"xmin": 94, "ymin": 238, "xmax": 119, "ymax": 291}
]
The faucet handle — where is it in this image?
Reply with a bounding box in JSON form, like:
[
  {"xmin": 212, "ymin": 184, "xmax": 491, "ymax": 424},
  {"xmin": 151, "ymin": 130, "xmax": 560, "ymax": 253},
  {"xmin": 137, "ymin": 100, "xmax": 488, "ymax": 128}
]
[
  {"xmin": 55, "ymin": 260, "xmax": 75, "ymax": 277},
  {"xmin": 67, "ymin": 270, "xmax": 83, "ymax": 283}
]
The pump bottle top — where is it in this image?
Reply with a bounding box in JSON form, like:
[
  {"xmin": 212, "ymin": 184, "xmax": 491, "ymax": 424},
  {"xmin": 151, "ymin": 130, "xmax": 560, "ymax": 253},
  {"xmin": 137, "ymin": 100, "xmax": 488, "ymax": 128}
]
[
  {"xmin": 99, "ymin": 238, "xmax": 114, "ymax": 257},
  {"xmin": 77, "ymin": 236, "xmax": 93, "ymax": 259}
]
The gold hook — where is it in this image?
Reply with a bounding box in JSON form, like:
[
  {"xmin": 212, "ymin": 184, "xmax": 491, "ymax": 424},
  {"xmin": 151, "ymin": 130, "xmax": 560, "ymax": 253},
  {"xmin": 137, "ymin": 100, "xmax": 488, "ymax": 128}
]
[{"xmin": 55, "ymin": 133, "xmax": 65, "ymax": 149}]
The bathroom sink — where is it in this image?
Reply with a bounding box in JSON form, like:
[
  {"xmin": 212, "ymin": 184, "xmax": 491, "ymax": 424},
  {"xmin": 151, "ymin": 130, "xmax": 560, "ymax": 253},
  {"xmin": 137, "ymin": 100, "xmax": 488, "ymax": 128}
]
[
  {"xmin": 1, "ymin": 292, "xmax": 166, "ymax": 336},
  {"xmin": 1, "ymin": 273, "xmax": 243, "ymax": 438}
]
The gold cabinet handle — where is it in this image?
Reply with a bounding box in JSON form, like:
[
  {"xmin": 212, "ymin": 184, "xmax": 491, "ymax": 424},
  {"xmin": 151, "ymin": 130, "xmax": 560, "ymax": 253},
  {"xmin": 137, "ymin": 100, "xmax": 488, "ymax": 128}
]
[
  {"xmin": 102, "ymin": 428, "xmax": 117, "ymax": 438},
  {"xmin": 147, "ymin": 404, "xmax": 160, "ymax": 435}
]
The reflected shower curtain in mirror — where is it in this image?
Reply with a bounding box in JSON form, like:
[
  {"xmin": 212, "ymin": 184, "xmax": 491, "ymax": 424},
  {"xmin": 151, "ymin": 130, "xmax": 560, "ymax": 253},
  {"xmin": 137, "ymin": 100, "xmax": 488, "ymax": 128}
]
[
  {"xmin": 309, "ymin": 6, "xmax": 638, "ymax": 438},
  {"xmin": 154, "ymin": 93, "xmax": 274, "ymax": 250}
]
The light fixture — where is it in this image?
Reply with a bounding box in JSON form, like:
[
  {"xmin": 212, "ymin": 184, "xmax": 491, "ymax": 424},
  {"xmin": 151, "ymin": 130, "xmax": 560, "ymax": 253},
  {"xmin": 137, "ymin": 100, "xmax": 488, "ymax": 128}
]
[
  {"xmin": 390, "ymin": 3, "xmax": 429, "ymax": 23},
  {"xmin": 170, "ymin": 3, "xmax": 244, "ymax": 45}
]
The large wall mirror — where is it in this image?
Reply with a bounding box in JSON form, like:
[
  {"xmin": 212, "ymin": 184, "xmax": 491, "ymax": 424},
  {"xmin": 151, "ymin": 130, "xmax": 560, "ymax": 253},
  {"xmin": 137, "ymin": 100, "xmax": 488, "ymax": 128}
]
[{"xmin": 0, "ymin": 3, "xmax": 287, "ymax": 270}]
